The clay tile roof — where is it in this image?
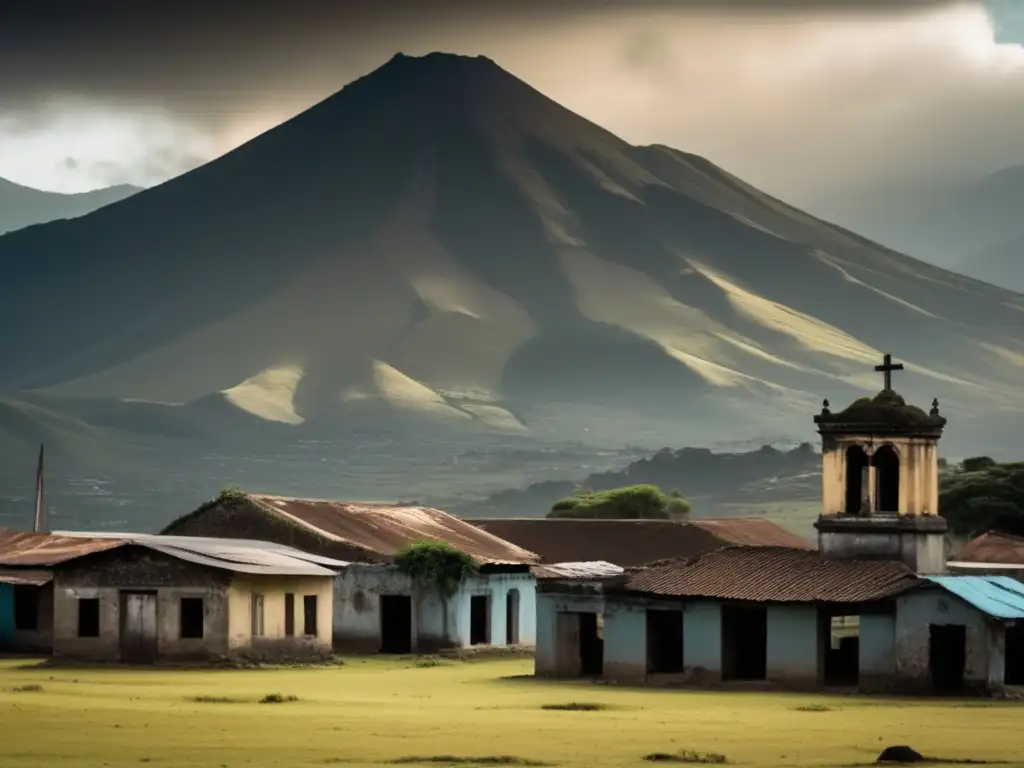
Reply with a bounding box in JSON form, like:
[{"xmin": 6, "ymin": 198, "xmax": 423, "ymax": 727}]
[
  {"xmin": 952, "ymin": 531, "xmax": 1024, "ymax": 565},
  {"xmin": 623, "ymin": 545, "xmax": 918, "ymax": 603},
  {"xmin": 467, "ymin": 518, "xmax": 811, "ymax": 567},
  {"xmin": 248, "ymin": 495, "xmax": 539, "ymax": 564},
  {"xmin": 0, "ymin": 527, "xmax": 125, "ymax": 567}
]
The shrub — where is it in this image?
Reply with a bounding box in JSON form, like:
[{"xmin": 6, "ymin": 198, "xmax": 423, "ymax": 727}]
[
  {"xmin": 394, "ymin": 541, "xmax": 478, "ymax": 600},
  {"xmin": 548, "ymin": 484, "xmax": 690, "ymax": 520}
]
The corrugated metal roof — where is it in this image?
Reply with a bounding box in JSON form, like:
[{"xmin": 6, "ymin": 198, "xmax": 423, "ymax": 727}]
[
  {"xmin": 0, "ymin": 569, "xmax": 53, "ymax": 586},
  {"xmin": 59, "ymin": 532, "xmax": 352, "ymax": 568},
  {"xmin": 0, "ymin": 527, "xmax": 124, "ymax": 566},
  {"xmin": 467, "ymin": 518, "xmax": 811, "ymax": 567},
  {"xmin": 247, "ymin": 495, "xmax": 539, "ymax": 565},
  {"xmin": 952, "ymin": 532, "xmax": 1024, "ymax": 565},
  {"xmin": 623, "ymin": 546, "xmax": 918, "ymax": 603},
  {"xmin": 923, "ymin": 576, "xmax": 1024, "ymax": 620},
  {"xmin": 532, "ymin": 561, "xmax": 625, "ymax": 580},
  {"xmin": 54, "ymin": 531, "xmax": 342, "ymax": 577}
]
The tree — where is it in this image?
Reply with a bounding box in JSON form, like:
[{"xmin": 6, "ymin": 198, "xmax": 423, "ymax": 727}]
[
  {"xmin": 394, "ymin": 541, "xmax": 479, "ymax": 642},
  {"xmin": 939, "ymin": 459, "xmax": 1024, "ymax": 537},
  {"xmin": 547, "ymin": 484, "xmax": 690, "ymax": 520}
]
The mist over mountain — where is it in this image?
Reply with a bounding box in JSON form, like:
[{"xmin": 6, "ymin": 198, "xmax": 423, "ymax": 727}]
[
  {"xmin": 1, "ymin": 52, "xmax": 1023, "ymax": 525},
  {"xmin": 845, "ymin": 165, "xmax": 1023, "ymax": 291},
  {"xmin": 0, "ymin": 177, "xmax": 141, "ymax": 234}
]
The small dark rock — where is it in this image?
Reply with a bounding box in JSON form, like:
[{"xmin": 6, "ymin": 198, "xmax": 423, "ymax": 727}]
[{"xmin": 877, "ymin": 746, "xmax": 926, "ymax": 763}]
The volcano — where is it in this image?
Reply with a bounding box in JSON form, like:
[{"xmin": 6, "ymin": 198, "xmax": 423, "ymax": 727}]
[{"xmin": 2, "ymin": 52, "xmax": 1023, "ymax": 448}]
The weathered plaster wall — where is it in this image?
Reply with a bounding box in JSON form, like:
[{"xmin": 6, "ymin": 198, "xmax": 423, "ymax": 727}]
[
  {"xmin": 334, "ymin": 567, "xmax": 536, "ymax": 652},
  {"xmin": 451, "ymin": 572, "xmax": 537, "ymax": 648},
  {"xmin": 859, "ymin": 613, "xmax": 896, "ymax": 687},
  {"xmin": 603, "ymin": 600, "xmax": 646, "ymax": 683},
  {"xmin": 682, "ymin": 601, "xmax": 722, "ymax": 681},
  {"xmin": 227, "ymin": 574, "xmax": 333, "ymax": 657},
  {"xmin": 766, "ymin": 605, "xmax": 819, "ymax": 686},
  {"xmin": 53, "ymin": 548, "xmax": 232, "ymax": 662},
  {"xmin": 535, "ymin": 590, "xmax": 604, "ymax": 677},
  {"xmin": 4, "ymin": 584, "xmax": 54, "ymax": 653},
  {"xmin": 895, "ymin": 589, "xmax": 997, "ymax": 691}
]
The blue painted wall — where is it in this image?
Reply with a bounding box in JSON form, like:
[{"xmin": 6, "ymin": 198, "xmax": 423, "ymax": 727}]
[
  {"xmin": 683, "ymin": 602, "xmax": 722, "ymax": 677},
  {"xmin": 334, "ymin": 566, "xmax": 537, "ymax": 651},
  {"xmin": 603, "ymin": 600, "xmax": 646, "ymax": 682},
  {"xmin": 896, "ymin": 589, "xmax": 1000, "ymax": 688},
  {"xmin": 534, "ymin": 591, "xmax": 605, "ymax": 676},
  {"xmin": 0, "ymin": 584, "xmax": 13, "ymax": 652},
  {"xmin": 859, "ymin": 614, "xmax": 896, "ymax": 682},
  {"xmin": 766, "ymin": 605, "xmax": 820, "ymax": 684}
]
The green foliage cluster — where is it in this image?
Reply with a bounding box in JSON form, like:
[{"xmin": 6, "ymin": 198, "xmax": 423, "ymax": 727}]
[
  {"xmin": 394, "ymin": 541, "xmax": 479, "ymax": 599},
  {"xmin": 939, "ymin": 456, "xmax": 1024, "ymax": 537},
  {"xmin": 547, "ymin": 484, "xmax": 691, "ymax": 520},
  {"xmin": 217, "ymin": 486, "xmax": 248, "ymax": 503}
]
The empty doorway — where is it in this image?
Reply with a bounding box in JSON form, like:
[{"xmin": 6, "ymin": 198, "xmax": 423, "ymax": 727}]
[
  {"xmin": 722, "ymin": 605, "xmax": 767, "ymax": 681},
  {"xmin": 380, "ymin": 595, "xmax": 412, "ymax": 654},
  {"xmin": 120, "ymin": 591, "xmax": 158, "ymax": 664},
  {"xmin": 505, "ymin": 589, "xmax": 520, "ymax": 645},
  {"xmin": 823, "ymin": 614, "xmax": 860, "ymax": 685},
  {"xmin": 470, "ymin": 595, "xmax": 491, "ymax": 645},
  {"xmin": 647, "ymin": 609, "xmax": 684, "ymax": 675},
  {"xmin": 1005, "ymin": 624, "xmax": 1024, "ymax": 686},
  {"xmin": 579, "ymin": 612, "xmax": 603, "ymax": 676},
  {"xmin": 845, "ymin": 446, "xmax": 869, "ymax": 515},
  {"xmin": 930, "ymin": 624, "xmax": 966, "ymax": 692}
]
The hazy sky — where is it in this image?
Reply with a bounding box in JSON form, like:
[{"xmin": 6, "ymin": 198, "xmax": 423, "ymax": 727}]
[{"xmin": 1, "ymin": 0, "xmax": 1021, "ymax": 215}]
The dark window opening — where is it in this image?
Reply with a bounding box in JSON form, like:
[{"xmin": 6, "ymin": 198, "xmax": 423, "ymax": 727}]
[
  {"xmin": 78, "ymin": 598, "xmax": 100, "ymax": 638},
  {"xmin": 303, "ymin": 595, "xmax": 318, "ymax": 636},
  {"xmin": 845, "ymin": 445, "xmax": 869, "ymax": 515},
  {"xmin": 470, "ymin": 595, "xmax": 490, "ymax": 645},
  {"xmin": 180, "ymin": 598, "xmax": 204, "ymax": 639},
  {"xmin": 579, "ymin": 611, "xmax": 604, "ymax": 676},
  {"xmin": 872, "ymin": 445, "xmax": 900, "ymax": 514},
  {"xmin": 822, "ymin": 614, "xmax": 859, "ymax": 685},
  {"xmin": 13, "ymin": 586, "xmax": 38, "ymax": 631},
  {"xmin": 647, "ymin": 609, "xmax": 684, "ymax": 675},
  {"xmin": 722, "ymin": 605, "xmax": 767, "ymax": 681},
  {"xmin": 284, "ymin": 593, "xmax": 295, "ymax": 637},
  {"xmin": 1006, "ymin": 624, "xmax": 1024, "ymax": 686},
  {"xmin": 505, "ymin": 589, "xmax": 520, "ymax": 645},
  {"xmin": 930, "ymin": 623, "xmax": 966, "ymax": 692},
  {"xmin": 380, "ymin": 595, "xmax": 412, "ymax": 654}
]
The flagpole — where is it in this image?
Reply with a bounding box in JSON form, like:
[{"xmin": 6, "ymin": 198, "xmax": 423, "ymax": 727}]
[{"xmin": 33, "ymin": 443, "xmax": 46, "ymax": 533}]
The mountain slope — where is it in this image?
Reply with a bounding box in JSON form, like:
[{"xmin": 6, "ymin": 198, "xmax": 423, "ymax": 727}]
[
  {"xmin": 0, "ymin": 177, "xmax": 141, "ymax": 234},
  {"xmin": 958, "ymin": 231, "xmax": 1022, "ymax": 293},
  {"xmin": 1, "ymin": 52, "xmax": 1023, "ymax": 449}
]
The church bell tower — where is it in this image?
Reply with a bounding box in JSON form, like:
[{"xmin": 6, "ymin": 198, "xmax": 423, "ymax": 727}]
[{"xmin": 813, "ymin": 354, "xmax": 948, "ymax": 574}]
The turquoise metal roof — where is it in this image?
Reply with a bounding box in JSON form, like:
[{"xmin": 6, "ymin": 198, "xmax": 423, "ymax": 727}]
[{"xmin": 924, "ymin": 575, "xmax": 1024, "ymax": 620}]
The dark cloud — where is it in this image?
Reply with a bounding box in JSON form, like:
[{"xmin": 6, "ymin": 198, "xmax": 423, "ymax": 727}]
[{"xmin": 0, "ymin": 0, "xmax": 960, "ymax": 122}]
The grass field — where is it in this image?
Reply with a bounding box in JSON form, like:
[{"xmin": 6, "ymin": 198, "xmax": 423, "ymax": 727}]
[{"xmin": 1, "ymin": 657, "xmax": 1023, "ymax": 768}]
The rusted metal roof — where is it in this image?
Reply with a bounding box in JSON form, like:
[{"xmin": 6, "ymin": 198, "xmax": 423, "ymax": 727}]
[
  {"xmin": 0, "ymin": 527, "xmax": 124, "ymax": 567},
  {"xmin": 56, "ymin": 532, "xmax": 343, "ymax": 577},
  {"xmin": 952, "ymin": 531, "xmax": 1024, "ymax": 565},
  {"xmin": 248, "ymin": 495, "xmax": 539, "ymax": 564},
  {"xmin": 467, "ymin": 518, "xmax": 810, "ymax": 567},
  {"xmin": 623, "ymin": 546, "xmax": 918, "ymax": 603},
  {"xmin": 0, "ymin": 569, "xmax": 53, "ymax": 586},
  {"xmin": 532, "ymin": 561, "xmax": 625, "ymax": 580}
]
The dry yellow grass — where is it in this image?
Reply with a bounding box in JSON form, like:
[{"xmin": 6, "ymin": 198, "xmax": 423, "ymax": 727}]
[{"xmin": 0, "ymin": 657, "xmax": 1022, "ymax": 768}]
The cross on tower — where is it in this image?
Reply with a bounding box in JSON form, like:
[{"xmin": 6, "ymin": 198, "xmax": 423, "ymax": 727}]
[{"xmin": 874, "ymin": 353, "xmax": 904, "ymax": 391}]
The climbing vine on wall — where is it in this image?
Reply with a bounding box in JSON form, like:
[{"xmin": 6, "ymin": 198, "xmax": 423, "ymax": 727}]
[{"xmin": 394, "ymin": 541, "xmax": 479, "ymax": 599}]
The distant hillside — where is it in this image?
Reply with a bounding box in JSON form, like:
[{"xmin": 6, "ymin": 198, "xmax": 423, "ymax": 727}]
[
  {"xmin": 0, "ymin": 177, "xmax": 141, "ymax": 234},
  {"xmin": 959, "ymin": 233, "xmax": 1022, "ymax": 293},
  {"xmin": 0, "ymin": 52, "xmax": 1022, "ymax": 453},
  {"xmin": 455, "ymin": 443, "xmax": 822, "ymax": 519}
]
